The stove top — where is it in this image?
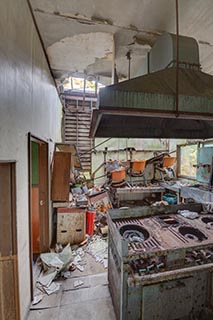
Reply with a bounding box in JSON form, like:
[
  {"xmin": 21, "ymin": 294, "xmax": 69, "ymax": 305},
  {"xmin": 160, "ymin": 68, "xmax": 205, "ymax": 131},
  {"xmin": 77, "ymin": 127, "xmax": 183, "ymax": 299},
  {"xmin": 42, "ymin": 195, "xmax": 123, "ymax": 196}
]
[
  {"xmin": 113, "ymin": 214, "xmax": 213, "ymax": 262},
  {"xmin": 111, "ymin": 213, "xmax": 213, "ymax": 275},
  {"xmin": 114, "ymin": 214, "xmax": 213, "ymax": 254}
]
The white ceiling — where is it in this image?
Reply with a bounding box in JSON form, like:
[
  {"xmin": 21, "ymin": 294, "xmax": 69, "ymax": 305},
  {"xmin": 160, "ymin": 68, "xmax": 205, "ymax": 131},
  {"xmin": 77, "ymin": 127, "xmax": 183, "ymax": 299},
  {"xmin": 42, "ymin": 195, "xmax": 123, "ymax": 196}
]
[{"xmin": 30, "ymin": 0, "xmax": 213, "ymax": 85}]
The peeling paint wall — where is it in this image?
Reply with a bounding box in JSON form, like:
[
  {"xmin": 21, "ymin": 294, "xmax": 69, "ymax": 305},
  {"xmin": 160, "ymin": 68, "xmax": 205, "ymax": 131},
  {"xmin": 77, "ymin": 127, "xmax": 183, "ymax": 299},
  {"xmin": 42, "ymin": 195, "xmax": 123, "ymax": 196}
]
[
  {"xmin": 47, "ymin": 32, "xmax": 113, "ymax": 74},
  {"xmin": 0, "ymin": 0, "xmax": 62, "ymax": 318}
]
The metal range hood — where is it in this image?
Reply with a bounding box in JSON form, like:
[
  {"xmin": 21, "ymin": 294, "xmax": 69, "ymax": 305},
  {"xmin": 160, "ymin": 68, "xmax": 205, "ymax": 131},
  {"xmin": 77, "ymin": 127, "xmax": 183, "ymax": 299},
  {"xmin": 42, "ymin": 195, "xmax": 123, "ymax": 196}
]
[{"xmin": 90, "ymin": 33, "xmax": 213, "ymax": 139}]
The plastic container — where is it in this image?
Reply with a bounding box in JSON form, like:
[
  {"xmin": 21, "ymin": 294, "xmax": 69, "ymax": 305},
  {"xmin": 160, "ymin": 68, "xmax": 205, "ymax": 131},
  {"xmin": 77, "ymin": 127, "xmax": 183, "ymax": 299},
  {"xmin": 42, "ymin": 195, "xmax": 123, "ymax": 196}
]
[
  {"xmin": 163, "ymin": 193, "xmax": 177, "ymax": 205},
  {"xmin": 163, "ymin": 156, "xmax": 176, "ymax": 167},
  {"xmin": 86, "ymin": 210, "xmax": 96, "ymax": 235},
  {"xmin": 132, "ymin": 159, "xmax": 146, "ymax": 171}
]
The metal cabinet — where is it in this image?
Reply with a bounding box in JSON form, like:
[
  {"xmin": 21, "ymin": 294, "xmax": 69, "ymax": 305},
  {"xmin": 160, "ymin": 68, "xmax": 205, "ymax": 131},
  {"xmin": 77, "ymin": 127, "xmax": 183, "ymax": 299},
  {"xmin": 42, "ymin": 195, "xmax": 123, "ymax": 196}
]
[{"xmin": 57, "ymin": 208, "xmax": 86, "ymax": 245}]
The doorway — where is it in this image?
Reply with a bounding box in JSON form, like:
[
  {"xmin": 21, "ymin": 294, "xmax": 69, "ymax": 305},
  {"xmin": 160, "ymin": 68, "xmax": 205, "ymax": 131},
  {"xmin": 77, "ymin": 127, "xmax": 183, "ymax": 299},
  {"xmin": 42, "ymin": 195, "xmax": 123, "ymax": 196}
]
[
  {"xmin": 28, "ymin": 134, "xmax": 49, "ymax": 297},
  {"xmin": 0, "ymin": 162, "xmax": 20, "ymax": 320}
]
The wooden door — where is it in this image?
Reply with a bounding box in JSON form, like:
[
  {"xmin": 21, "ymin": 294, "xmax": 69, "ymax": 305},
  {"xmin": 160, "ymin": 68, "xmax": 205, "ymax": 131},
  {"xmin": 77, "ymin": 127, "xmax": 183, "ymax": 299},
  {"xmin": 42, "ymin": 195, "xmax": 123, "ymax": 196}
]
[
  {"xmin": 28, "ymin": 134, "xmax": 49, "ymax": 299},
  {"xmin": 0, "ymin": 162, "xmax": 20, "ymax": 320},
  {"xmin": 51, "ymin": 152, "xmax": 71, "ymax": 201},
  {"xmin": 30, "ymin": 139, "xmax": 49, "ymax": 254}
]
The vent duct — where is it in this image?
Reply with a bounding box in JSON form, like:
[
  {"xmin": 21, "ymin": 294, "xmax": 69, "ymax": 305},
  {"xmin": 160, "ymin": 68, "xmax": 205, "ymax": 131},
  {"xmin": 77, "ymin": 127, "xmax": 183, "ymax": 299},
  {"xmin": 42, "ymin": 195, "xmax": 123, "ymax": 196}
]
[{"xmin": 148, "ymin": 32, "xmax": 200, "ymax": 73}]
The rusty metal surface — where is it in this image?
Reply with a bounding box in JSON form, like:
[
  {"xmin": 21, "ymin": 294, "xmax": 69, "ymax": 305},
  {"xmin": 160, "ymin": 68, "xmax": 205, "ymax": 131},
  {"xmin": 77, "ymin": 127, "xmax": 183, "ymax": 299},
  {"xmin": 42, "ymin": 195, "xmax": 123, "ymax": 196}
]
[
  {"xmin": 108, "ymin": 206, "xmax": 213, "ymax": 319},
  {"xmin": 109, "ymin": 204, "xmax": 213, "ymax": 271},
  {"xmin": 90, "ymin": 110, "xmax": 213, "ymax": 138},
  {"xmin": 90, "ymin": 67, "xmax": 213, "ymax": 138},
  {"xmin": 100, "ymin": 67, "xmax": 213, "ymax": 97},
  {"xmin": 113, "ymin": 214, "xmax": 213, "ymax": 257}
]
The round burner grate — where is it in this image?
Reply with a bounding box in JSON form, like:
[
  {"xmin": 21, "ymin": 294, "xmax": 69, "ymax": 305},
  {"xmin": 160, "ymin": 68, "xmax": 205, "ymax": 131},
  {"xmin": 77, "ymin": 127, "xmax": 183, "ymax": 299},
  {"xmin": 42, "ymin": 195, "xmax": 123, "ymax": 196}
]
[
  {"xmin": 158, "ymin": 215, "xmax": 179, "ymax": 226},
  {"xmin": 201, "ymin": 217, "xmax": 213, "ymax": 229},
  {"xmin": 119, "ymin": 224, "xmax": 149, "ymax": 243},
  {"xmin": 179, "ymin": 226, "xmax": 208, "ymax": 242},
  {"xmin": 184, "ymin": 233, "xmax": 199, "ymax": 241}
]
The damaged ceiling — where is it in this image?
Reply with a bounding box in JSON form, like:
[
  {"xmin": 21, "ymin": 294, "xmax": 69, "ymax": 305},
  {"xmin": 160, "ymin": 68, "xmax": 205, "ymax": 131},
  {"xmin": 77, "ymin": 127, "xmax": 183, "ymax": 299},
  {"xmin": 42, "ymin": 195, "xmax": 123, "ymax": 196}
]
[{"xmin": 29, "ymin": 0, "xmax": 213, "ymax": 85}]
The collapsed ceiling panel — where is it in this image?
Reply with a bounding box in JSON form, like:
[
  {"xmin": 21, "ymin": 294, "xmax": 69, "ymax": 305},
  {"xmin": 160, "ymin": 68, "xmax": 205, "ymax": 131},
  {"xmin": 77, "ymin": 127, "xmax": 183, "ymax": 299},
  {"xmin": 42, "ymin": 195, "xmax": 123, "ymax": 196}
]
[
  {"xmin": 47, "ymin": 32, "xmax": 113, "ymax": 74},
  {"xmin": 30, "ymin": 0, "xmax": 213, "ymax": 84}
]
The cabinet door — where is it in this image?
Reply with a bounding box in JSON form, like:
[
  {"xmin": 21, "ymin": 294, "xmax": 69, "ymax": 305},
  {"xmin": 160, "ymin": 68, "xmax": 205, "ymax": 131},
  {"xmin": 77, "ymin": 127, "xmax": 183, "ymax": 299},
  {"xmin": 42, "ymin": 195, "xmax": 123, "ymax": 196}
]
[
  {"xmin": 142, "ymin": 277, "xmax": 193, "ymax": 320},
  {"xmin": 51, "ymin": 152, "xmax": 71, "ymax": 201}
]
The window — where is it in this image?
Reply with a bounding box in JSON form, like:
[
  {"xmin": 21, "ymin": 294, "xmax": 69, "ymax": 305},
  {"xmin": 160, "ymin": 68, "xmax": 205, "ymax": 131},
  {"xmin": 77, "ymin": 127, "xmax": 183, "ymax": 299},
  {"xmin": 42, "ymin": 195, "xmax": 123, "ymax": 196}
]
[{"xmin": 178, "ymin": 143, "xmax": 198, "ymax": 179}]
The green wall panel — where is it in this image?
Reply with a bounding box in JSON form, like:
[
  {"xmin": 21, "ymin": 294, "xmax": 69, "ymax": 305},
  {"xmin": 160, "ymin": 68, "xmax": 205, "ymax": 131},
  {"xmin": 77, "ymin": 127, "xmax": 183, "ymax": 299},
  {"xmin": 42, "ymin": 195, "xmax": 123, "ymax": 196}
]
[{"xmin": 32, "ymin": 142, "xmax": 39, "ymax": 185}]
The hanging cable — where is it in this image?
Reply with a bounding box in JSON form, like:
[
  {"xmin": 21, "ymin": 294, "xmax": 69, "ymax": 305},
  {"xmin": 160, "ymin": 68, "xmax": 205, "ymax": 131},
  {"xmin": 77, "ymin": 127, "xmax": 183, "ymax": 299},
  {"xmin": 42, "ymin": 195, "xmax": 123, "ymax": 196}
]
[
  {"xmin": 176, "ymin": 0, "xmax": 179, "ymax": 117},
  {"xmin": 79, "ymin": 137, "xmax": 112, "ymax": 155}
]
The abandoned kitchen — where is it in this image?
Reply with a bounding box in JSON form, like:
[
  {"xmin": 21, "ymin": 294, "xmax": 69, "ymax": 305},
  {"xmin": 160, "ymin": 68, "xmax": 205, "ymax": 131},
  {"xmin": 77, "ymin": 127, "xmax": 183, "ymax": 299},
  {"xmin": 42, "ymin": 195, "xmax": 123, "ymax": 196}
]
[{"xmin": 1, "ymin": 1, "xmax": 213, "ymax": 319}]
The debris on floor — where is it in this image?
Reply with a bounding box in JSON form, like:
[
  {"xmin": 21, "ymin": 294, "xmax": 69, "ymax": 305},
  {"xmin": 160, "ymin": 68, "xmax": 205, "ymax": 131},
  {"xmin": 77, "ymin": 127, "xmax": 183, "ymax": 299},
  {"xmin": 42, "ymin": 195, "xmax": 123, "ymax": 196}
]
[
  {"xmin": 40, "ymin": 243, "xmax": 73, "ymax": 272},
  {"xmin": 73, "ymin": 280, "xmax": 84, "ymax": 288},
  {"xmin": 41, "ymin": 281, "xmax": 61, "ymax": 296},
  {"xmin": 29, "ymin": 272, "xmax": 116, "ymax": 320},
  {"xmin": 32, "ymin": 294, "xmax": 44, "ymax": 306},
  {"xmin": 86, "ymin": 236, "xmax": 108, "ymax": 269},
  {"xmin": 37, "ymin": 269, "xmax": 58, "ymax": 288},
  {"xmin": 32, "ymin": 233, "xmax": 109, "ymax": 306},
  {"xmin": 33, "ymin": 244, "xmax": 73, "ymax": 302}
]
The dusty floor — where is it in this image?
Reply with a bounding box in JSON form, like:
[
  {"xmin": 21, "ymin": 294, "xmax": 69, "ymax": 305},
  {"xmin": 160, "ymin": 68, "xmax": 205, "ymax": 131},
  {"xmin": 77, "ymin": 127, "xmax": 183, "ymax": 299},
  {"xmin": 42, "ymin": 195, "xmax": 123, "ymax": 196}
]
[{"xmin": 28, "ymin": 253, "xmax": 116, "ymax": 320}]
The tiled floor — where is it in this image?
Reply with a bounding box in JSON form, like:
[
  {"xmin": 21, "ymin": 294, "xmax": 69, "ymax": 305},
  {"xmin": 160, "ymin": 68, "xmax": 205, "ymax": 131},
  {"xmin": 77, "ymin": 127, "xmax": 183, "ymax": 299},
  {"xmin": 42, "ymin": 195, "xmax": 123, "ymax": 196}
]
[{"xmin": 27, "ymin": 254, "xmax": 116, "ymax": 320}]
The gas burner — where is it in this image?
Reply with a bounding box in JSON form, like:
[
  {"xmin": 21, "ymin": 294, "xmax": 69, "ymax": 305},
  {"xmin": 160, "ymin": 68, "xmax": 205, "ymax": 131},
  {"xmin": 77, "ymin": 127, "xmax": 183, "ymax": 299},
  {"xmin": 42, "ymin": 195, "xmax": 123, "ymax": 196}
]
[
  {"xmin": 157, "ymin": 215, "xmax": 179, "ymax": 226},
  {"xmin": 119, "ymin": 224, "xmax": 149, "ymax": 243},
  {"xmin": 201, "ymin": 217, "xmax": 213, "ymax": 229},
  {"xmin": 178, "ymin": 226, "xmax": 208, "ymax": 242}
]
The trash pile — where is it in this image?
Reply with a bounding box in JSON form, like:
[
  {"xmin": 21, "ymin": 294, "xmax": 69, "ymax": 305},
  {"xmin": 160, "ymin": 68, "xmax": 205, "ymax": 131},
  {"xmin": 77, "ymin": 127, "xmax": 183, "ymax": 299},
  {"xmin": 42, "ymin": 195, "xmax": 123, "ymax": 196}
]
[
  {"xmin": 33, "ymin": 244, "xmax": 72, "ymax": 304},
  {"xmin": 86, "ymin": 236, "xmax": 108, "ymax": 269},
  {"xmin": 33, "ymin": 235, "xmax": 108, "ymax": 305}
]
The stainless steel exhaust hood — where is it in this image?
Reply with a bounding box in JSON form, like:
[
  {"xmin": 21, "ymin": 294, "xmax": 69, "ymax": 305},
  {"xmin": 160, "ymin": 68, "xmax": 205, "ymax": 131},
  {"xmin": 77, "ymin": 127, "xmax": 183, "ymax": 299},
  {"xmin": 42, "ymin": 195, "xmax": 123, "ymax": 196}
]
[{"xmin": 90, "ymin": 33, "xmax": 213, "ymax": 139}]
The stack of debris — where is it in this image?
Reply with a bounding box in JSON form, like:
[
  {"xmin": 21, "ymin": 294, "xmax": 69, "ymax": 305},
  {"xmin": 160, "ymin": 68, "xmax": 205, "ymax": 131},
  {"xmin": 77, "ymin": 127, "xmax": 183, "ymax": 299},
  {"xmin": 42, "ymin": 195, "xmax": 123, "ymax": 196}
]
[{"xmin": 33, "ymin": 235, "xmax": 109, "ymax": 306}]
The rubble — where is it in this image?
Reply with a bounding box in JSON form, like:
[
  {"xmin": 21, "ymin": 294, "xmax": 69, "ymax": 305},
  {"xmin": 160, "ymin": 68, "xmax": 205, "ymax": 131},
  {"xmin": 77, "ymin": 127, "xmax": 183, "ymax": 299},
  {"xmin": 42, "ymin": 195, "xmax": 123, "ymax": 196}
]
[
  {"xmin": 40, "ymin": 243, "xmax": 73, "ymax": 272},
  {"xmin": 178, "ymin": 210, "xmax": 199, "ymax": 219},
  {"xmin": 34, "ymin": 244, "xmax": 73, "ymax": 299},
  {"xmin": 152, "ymin": 200, "xmax": 169, "ymax": 206},
  {"xmin": 86, "ymin": 236, "xmax": 108, "ymax": 269},
  {"xmin": 32, "ymin": 294, "xmax": 44, "ymax": 305},
  {"xmin": 73, "ymin": 280, "xmax": 84, "ymax": 288}
]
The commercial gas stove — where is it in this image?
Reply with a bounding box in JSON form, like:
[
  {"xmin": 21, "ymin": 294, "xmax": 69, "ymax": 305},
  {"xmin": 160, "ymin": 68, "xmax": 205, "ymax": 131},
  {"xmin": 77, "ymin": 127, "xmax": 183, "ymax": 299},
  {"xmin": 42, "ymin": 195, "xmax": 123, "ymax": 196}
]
[{"xmin": 108, "ymin": 204, "xmax": 213, "ymax": 320}]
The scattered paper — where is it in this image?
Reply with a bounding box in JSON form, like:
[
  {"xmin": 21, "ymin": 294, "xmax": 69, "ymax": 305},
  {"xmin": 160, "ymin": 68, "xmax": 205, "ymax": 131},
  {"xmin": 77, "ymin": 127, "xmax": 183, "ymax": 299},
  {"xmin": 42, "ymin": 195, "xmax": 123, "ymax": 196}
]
[
  {"xmin": 37, "ymin": 244, "xmax": 73, "ymax": 297},
  {"xmin": 43, "ymin": 282, "xmax": 61, "ymax": 295},
  {"xmin": 40, "ymin": 244, "xmax": 73, "ymax": 272},
  {"xmin": 76, "ymin": 264, "xmax": 84, "ymax": 272},
  {"xmin": 73, "ymin": 255, "xmax": 82, "ymax": 265},
  {"xmin": 37, "ymin": 270, "xmax": 58, "ymax": 288},
  {"xmin": 87, "ymin": 237, "xmax": 108, "ymax": 268},
  {"xmin": 73, "ymin": 280, "xmax": 84, "ymax": 288},
  {"xmin": 32, "ymin": 294, "xmax": 43, "ymax": 305},
  {"xmin": 61, "ymin": 271, "xmax": 71, "ymax": 279}
]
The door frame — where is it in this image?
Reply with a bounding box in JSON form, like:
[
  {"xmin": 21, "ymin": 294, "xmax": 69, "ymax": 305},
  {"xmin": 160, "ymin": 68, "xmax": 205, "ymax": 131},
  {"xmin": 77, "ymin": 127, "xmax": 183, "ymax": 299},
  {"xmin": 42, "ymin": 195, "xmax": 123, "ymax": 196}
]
[
  {"xmin": 0, "ymin": 161, "xmax": 20, "ymax": 319},
  {"xmin": 28, "ymin": 133, "xmax": 49, "ymax": 299}
]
